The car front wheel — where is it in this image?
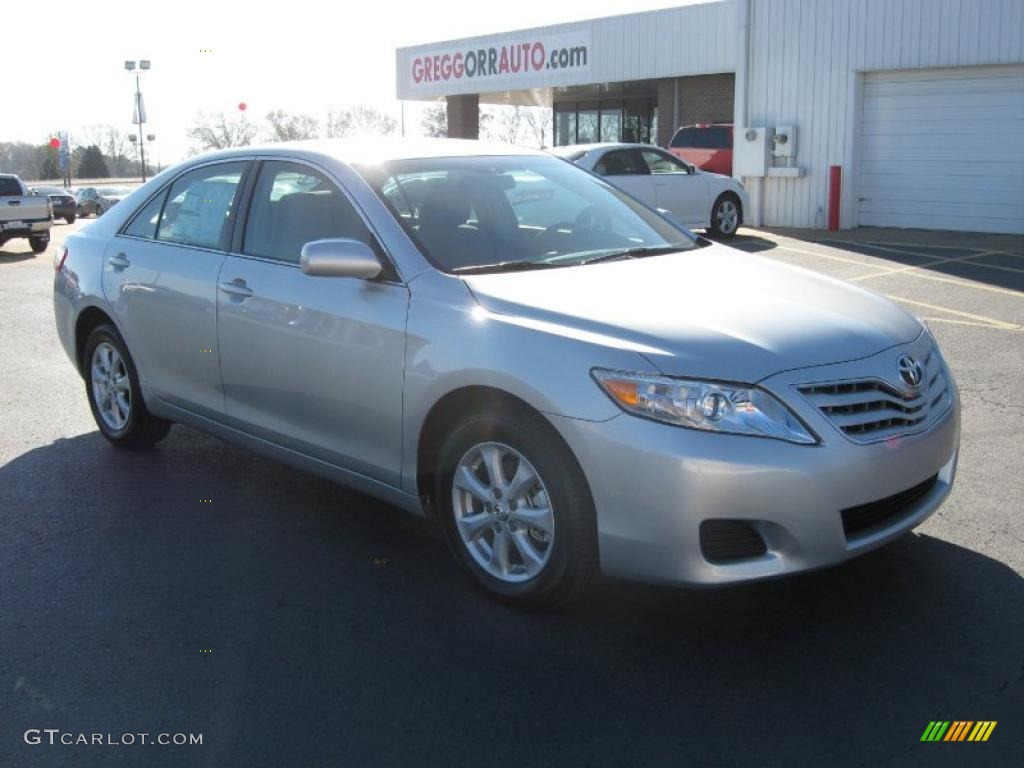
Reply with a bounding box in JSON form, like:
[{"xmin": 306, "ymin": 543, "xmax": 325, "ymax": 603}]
[
  {"xmin": 65, "ymin": 214, "xmax": 76, "ymax": 224},
  {"xmin": 84, "ymin": 324, "xmax": 171, "ymax": 448},
  {"xmin": 709, "ymin": 193, "xmax": 741, "ymax": 238},
  {"xmin": 436, "ymin": 405, "xmax": 597, "ymax": 609},
  {"xmin": 29, "ymin": 237, "xmax": 48, "ymax": 254}
]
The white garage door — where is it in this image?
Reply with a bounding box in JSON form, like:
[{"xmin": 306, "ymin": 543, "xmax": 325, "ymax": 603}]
[{"xmin": 859, "ymin": 65, "xmax": 1024, "ymax": 234}]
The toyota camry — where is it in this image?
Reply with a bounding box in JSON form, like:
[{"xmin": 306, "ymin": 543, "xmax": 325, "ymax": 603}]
[{"xmin": 53, "ymin": 139, "xmax": 960, "ymax": 608}]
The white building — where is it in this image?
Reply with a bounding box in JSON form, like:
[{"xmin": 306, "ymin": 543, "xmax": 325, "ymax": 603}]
[{"xmin": 396, "ymin": 0, "xmax": 1024, "ymax": 234}]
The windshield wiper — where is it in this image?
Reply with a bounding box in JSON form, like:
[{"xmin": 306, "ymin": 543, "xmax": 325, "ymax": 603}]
[
  {"xmin": 453, "ymin": 260, "xmax": 564, "ymax": 275},
  {"xmin": 578, "ymin": 245, "xmax": 687, "ymax": 265}
]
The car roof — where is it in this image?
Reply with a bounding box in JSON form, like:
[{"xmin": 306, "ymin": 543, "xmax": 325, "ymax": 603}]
[
  {"xmin": 183, "ymin": 137, "xmax": 546, "ymax": 168},
  {"xmin": 549, "ymin": 143, "xmax": 663, "ymax": 155}
]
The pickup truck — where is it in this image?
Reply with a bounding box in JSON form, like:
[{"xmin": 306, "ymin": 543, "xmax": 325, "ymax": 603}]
[{"xmin": 1, "ymin": 173, "xmax": 53, "ymax": 254}]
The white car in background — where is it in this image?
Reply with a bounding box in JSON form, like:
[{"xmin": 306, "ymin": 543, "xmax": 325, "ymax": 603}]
[{"xmin": 551, "ymin": 143, "xmax": 750, "ymax": 238}]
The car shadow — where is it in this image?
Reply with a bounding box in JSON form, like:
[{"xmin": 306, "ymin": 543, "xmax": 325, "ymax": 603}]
[
  {"xmin": 760, "ymin": 226, "xmax": 1024, "ymax": 293},
  {"xmin": 0, "ymin": 244, "xmax": 39, "ymax": 263},
  {"xmin": 706, "ymin": 229, "xmax": 778, "ymax": 252},
  {"xmin": 1, "ymin": 426, "xmax": 1020, "ymax": 767}
]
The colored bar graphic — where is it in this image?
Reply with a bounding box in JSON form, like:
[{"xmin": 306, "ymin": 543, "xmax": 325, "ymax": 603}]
[
  {"xmin": 921, "ymin": 721, "xmax": 950, "ymax": 741},
  {"xmin": 922, "ymin": 720, "xmax": 996, "ymax": 742}
]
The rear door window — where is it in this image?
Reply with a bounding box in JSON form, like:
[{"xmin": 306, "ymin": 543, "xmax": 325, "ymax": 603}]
[
  {"xmin": 155, "ymin": 162, "xmax": 248, "ymax": 250},
  {"xmin": 123, "ymin": 191, "xmax": 168, "ymax": 239}
]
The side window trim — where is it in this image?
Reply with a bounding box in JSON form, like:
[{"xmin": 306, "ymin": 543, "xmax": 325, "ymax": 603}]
[
  {"xmin": 235, "ymin": 155, "xmax": 402, "ymax": 282},
  {"xmin": 118, "ymin": 158, "xmax": 254, "ymax": 249}
]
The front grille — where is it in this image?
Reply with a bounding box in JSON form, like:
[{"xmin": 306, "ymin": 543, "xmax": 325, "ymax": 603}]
[
  {"xmin": 840, "ymin": 474, "xmax": 938, "ymax": 538},
  {"xmin": 700, "ymin": 520, "xmax": 767, "ymax": 563},
  {"xmin": 796, "ymin": 351, "xmax": 952, "ymax": 443}
]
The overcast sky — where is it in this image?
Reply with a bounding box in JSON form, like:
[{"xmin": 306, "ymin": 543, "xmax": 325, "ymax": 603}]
[{"xmin": 5, "ymin": 0, "xmax": 698, "ymax": 165}]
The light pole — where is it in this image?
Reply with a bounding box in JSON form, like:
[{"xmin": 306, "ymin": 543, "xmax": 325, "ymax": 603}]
[{"xmin": 124, "ymin": 59, "xmax": 151, "ymax": 181}]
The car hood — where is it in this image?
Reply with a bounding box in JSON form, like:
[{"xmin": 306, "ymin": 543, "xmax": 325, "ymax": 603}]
[{"xmin": 462, "ymin": 242, "xmax": 922, "ymax": 382}]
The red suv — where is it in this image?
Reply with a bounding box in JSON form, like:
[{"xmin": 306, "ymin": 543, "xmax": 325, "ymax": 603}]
[{"xmin": 668, "ymin": 123, "xmax": 733, "ymax": 176}]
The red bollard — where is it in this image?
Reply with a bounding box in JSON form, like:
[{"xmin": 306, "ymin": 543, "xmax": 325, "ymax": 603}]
[{"xmin": 827, "ymin": 165, "xmax": 841, "ymax": 230}]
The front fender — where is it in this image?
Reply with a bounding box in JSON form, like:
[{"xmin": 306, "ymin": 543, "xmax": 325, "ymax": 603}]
[{"xmin": 400, "ymin": 270, "xmax": 647, "ymax": 494}]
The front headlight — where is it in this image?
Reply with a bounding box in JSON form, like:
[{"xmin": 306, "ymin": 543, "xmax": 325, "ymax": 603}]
[{"xmin": 592, "ymin": 369, "xmax": 818, "ymax": 444}]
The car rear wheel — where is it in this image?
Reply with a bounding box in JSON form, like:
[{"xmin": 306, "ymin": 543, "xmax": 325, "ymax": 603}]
[
  {"xmin": 84, "ymin": 324, "xmax": 171, "ymax": 449},
  {"xmin": 95, "ymin": 204, "xmax": 104, "ymax": 217},
  {"xmin": 29, "ymin": 237, "xmax": 48, "ymax": 254},
  {"xmin": 65, "ymin": 214, "xmax": 76, "ymax": 224},
  {"xmin": 709, "ymin": 194, "xmax": 741, "ymax": 238},
  {"xmin": 436, "ymin": 405, "xmax": 597, "ymax": 609}
]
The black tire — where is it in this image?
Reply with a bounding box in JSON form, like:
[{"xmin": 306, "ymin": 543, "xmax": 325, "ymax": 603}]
[
  {"xmin": 65, "ymin": 214, "xmax": 76, "ymax": 224},
  {"xmin": 83, "ymin": 324, "xmax": 171, "ymax": 449},
  {"xmin": 435, "ymin": 404, "xmax": 597, "ymax": 609},
  {"xmin": 709, "ymin": 193, "xmax": 741, "ymax": 238},
  {"xmin": 95, "ymin": 204, "xmax": 104, "ymax": 217},
  {"xmin": 29, "ymin": 237, "xmax": 48, "ymax": 254},
  {"xmin": 77, "ymin": 205, "xmax": 85, "ymax": 218}
]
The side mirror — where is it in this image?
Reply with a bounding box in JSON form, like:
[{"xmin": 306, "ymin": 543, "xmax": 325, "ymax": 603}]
[{"xmin": 300, "ymin": 238, "xmax": 382, "ymax": 279}]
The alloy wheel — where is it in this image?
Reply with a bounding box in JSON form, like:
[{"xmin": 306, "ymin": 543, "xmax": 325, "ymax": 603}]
[
  {"xmin": 90, "ymin": 342, "xmax": 131, "ymax": 431},
  {"xmin": 451, "ymin": 441, "xmax": 555, "ymax": 583},
  {"xmin": 716, "ymin": 199, "xmax": 739, "ymax": 234}
]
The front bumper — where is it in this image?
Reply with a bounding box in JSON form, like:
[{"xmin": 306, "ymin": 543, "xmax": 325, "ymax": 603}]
[{"xmin": 550, "ymin": 341, "xmax": 960, "ymax": 587}]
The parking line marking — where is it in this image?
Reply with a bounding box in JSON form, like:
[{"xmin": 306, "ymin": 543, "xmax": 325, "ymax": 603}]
[
  {"xmin": 921, "ymin": 316, "xmax": 1023, "ymax": 330},
  {"xmin": 883, "ymin": 295, "xmax": 1023, "ymax": 331},
  {"xmin": 862, "ymin": 240, "xmax": 1020, "ymax": 253},
  {"xmin": 847, "ymin": 251, "xmax": 990, "ymax": 281},
  {"xmin": 773, "ymin": 245, "xmax": 889, "ymax": 269},
  {"xmin": 856, "ymin": 268, "xmax": 1024, "ymax": 299}
]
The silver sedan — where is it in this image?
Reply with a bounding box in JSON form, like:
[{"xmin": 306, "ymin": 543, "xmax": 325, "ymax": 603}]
[{"xmin": 53, "ymin": 139, "xmax": 960, "ymax": 608}]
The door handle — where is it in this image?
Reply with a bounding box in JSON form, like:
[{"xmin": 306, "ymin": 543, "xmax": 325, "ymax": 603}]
[
  {"xmin": 218, "ymin": 279, "xmax": 254, "ymax": 299},
  {"xmin": 108, "ymin": 253, "xmax": 130, "ymax": 269}
]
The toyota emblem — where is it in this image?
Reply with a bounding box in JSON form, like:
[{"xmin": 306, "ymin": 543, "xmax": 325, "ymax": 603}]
[{"xmin": 897, "ymin": 354, "xmax": 924, "ymax": 389}]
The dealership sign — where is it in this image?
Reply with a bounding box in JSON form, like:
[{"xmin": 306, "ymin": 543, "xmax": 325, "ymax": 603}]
[{"xmin": 406, "ymin": 31, "xmax": 592, "ymax": 93}]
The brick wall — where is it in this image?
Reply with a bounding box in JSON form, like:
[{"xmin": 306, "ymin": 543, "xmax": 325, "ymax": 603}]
[{"xmin": 656, "ymin": 73, "xmax": 735, "ymax": 147}]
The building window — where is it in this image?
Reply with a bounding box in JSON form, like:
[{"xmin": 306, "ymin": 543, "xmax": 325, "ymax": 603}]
[
  {"xmin": 552, "ymin": 96, "xmax": 655, "ymax": 146},
  {"xmin": 576, "ymin": 104, "xmax": 599, "ymax": 144},
  {"xmin": 554, "ymin": 109, "xmax": 577, "ymax": 146},
  {"xmin": 600, "ymin": 103, "xmax": 622, "ymax": 142}
]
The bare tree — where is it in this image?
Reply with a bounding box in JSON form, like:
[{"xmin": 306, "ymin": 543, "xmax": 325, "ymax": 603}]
[
  {"xmin": 265, "ymin": 110, "xmax": 320, "ymax": 142},
  {"xmin": 482, "ymin": 105, "xmax": 524, "ymax": 145},
  {"xmin": 420, "ymin": 103, "xmax": 448, "ymax": 138},
  {"xmin": 522, "ymin": 107, "xmax": 553, "ymax": 148},
  {"xmin": 186, "ymin": 111, "xmax": 257, "ymax": 153},
  {"xmin": 325, "ymin": 105, "xmax": 398, "ymax": 138}
]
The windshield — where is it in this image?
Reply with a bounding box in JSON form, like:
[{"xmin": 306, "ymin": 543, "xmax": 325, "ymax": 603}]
[
  {"xmin": 34, "ymin": 186, "xmax": 67, "ymax": 195},
  {"xmin": 98, "ymin": 187, "xmax": 131, "ymax": 196},
  {"xmin": 357, "ymin": 155, "xmax": 696, "ymax": 273}
]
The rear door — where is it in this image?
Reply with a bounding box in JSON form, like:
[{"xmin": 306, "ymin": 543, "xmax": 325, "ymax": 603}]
[
  {"xmin": 216, "ymin": 159, "xmax": 409, "ymax": 486},
  {"xmin": 640, "ymin": 149, "xmax": 709, "ymax": 227},
  {"xmin": 591, "ymin": 149, "xmax": 655, "ymax": 206},
  {"xmin": 102, "ymin": 160, "xmax": 250, "ymax": 419}
]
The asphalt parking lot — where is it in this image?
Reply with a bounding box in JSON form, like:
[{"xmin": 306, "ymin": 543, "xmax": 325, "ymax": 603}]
[{"xmin": 2, "ymin": 219, "xmax": 1022, "ymax": 766}]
